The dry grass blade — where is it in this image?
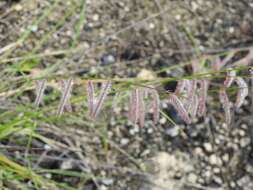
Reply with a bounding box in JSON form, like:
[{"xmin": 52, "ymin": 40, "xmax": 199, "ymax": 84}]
[
  {"xmin": 212, "ymin": 56, "xmax": 221, "ymax": 71},
  {"xmin": 234, "ymin": 48, "xmax": 253, "ymax": 66},
  {"xmin": 34, "ymin": 79, "xmax": 47, "ymax": 108},
  {"xmin": 92, "ymin": 81, "xmax": 112, "ymax": 118},
  {"xmin": 57, "ymin": 78, "xmax": 74, "ymax": 116},
  {"xmin": 168, "ymin": 93, "xmax": 191, "ymax": 124},
  {"xmin": 219, "ymin": 51, "xmax": 235, "ymax": 68},
  {"xmin": 191, "ymin": 59, "xmax": 201, "ymax": 74}
]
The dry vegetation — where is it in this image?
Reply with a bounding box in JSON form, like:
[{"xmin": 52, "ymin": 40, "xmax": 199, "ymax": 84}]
[{"xmin": 1, "ymin": 0, "xmax": 253, "ymax": 190}]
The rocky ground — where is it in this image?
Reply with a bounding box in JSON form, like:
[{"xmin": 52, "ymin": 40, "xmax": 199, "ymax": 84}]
[{"xmin": 1, "ymin": 0, "xmax": 253, "ymax": 190}]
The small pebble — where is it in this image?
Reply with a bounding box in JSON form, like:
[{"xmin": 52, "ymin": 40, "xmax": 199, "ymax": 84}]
[
  {"xmin": 44, "ymin": 144, "xmax": 51, "ymax": 150},
  {"xmin": 209, "ymin": 154, "xmax": 222, "ymax": 166},
  {"xmin": 61, "ymin": 159, "xmax": 74, "ymax": 170},
  {"xmin": 101, "ymin": 54, "xmax": 116, "ymax": 66},
  {"xmin": 194, "ymin": 147, "xmax": 204, "ymax": 156},
  {"xmin": 159, "ymin": 117, "xmax": 167, "ymax": 125},
  {"xmin": 213, "ymin": 176, "xmax": 223, "ymax": 185},
  {"xmin": 187, "ymin": 173, "xmax": 198, "ymax": 183},
  {"xmin": 213, "ymin": 167, "xmax": 221, "ymax": 174},
  {"xmin": 30, "ymin": 25, "xmax": 38, "ymax": 32},
  {"xmin": 203, "ymin": 142, "xmax": 213, "ymax": 153},
  {"xmin": 165, "ymin": 126, "xmax": 180, "ymax": 137},
  {"xmin": 240, "ymin": 138, "xmax": 250, "ymax": 147},
  {"xmin": 92, "ymin": 14, "xmax": 99, "ymax": 21},
  {"xmin": 14, "ymin": 4, "xmax": 23, "ymax": 11},
  {"xmin": 101, "ymin": 178, "xmax": 114, "ymax": 186},
  {"xmin": 98, "ymin": 185, "xmax": 108, "ymax": 190},
  {"xmin": 147, "ymin": 128, "xmax": 153, "ymax": 134},
  {"xmin": 204, "ymin": 170, "xmax": 212, "ymax": 179},
  {"xmin": 222, "ymin": 153, "xmax": 229, "ymax": 163},
  {"xmin": 120, "ymin": 138, "xmax": 129, "ymax": 146},
  {"xmin": 45, "ymin": 173, "xmax": 52, "ymax": 179},
  {"xmin": 149, "ymin": 23, "xmax": 155, "ymax": 29}
]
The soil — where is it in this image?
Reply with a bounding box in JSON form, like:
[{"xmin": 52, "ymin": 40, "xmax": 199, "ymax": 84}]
[{"xmin": 1, "ymin": 0, "xmax": 253, "ymax": 190}]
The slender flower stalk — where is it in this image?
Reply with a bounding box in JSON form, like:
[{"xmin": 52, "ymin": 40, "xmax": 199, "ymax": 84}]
[
  {"xmin": 234, "ymin": 48, "xmax": 253, "ymax": 66},
  {"xmin": 30, "ymin": 47, "xmax": 253, "ymax": 127}
]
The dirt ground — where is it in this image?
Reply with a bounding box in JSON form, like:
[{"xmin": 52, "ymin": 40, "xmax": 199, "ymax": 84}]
[{"xmin": 1, "ymin": 0, "xmax": 253, "ymax": 190}]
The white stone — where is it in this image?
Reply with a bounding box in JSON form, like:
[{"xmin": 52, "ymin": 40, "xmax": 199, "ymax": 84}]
[
  {"xmin": 30, "ymin": 25, "xmax": 38, "ymax": 32},
  {"xmin": 240, "ymin": 138, "xmax": 250, "ymax": 147},
  {"xmin": 93, "ymin": 14, "xmax": 99, "ymax": 21},
  {"xmin": 203, "ymin": 143, "xmax": 213, "ymax": 152},
  {"xmin": 222, "ymin": 153, "xmax": 229, "ymax": 163},
  {"xmin": 175, "ymin": 15, "xmax": 181, "ymax": 20},
  {"xmin": 147, "ymin": 128, "xmax": 153, "ymax": 134},
  {"xmin": 159, "ymin": 117, "xmax": 166, "ymax": 124},
  {"xmin": 188, "ymin": 173, "xmax": 198, "ymax": 183},
  {"xmin": 229, "ymin": 27, "xmax": 235, "ymax": 33},
  {"xmin": 149, "ymin": 23, "xmax": 155, "ymax": 29},
  {"xmin": 14, "ymin": 4, "xmax": 23, "ymax": 11},
  {"xmin": 44, "ymin": 144, "xmax": 51, "ymax": 150},
  {"xmin": 194, "ymin": 147, "xmax": 204, "ymax": 156},
  {"xmin": 209, "ymin": 154, "xmax": 222, "ymax": 166},
  {"xmin": 191, "ymin": 2, "xmax": 199, "ymax": 11},
  {"xmin": 120, "ymin": 138, "xmax": 129, "ymax": 146},
  {"xmin": 61, "ymin": 159, "xmax": 73, "ymax": 170}
]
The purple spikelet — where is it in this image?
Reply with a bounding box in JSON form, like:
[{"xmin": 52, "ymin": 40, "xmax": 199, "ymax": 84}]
[
  {"xmin": 186, "ymin": 80, "xmax": 197, "ymax": 111},
  {"xmin": 129, "ymin": 89, "xmax": 140, "ymax": 125},
  {"xmin": 138, "ymin": 89, "xmax": 146, "ymax": 127},
  {"xmin": 234, "ymin": 77, "xmax": 248, "ymax": 109},
  {"xmin": 168, "ymin": 93, "xmax": 191, "ymax": 124},
  {"xmin": 198, "ymin": 79, "xmax": 208, "ymax": 116},
  {"xmin": 250, "ymin": 68, "xmax": 253, "ymax": 112},
  {"xmin": 219, "ymin": 88, "xmax": 231, "ymax": 125}
]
